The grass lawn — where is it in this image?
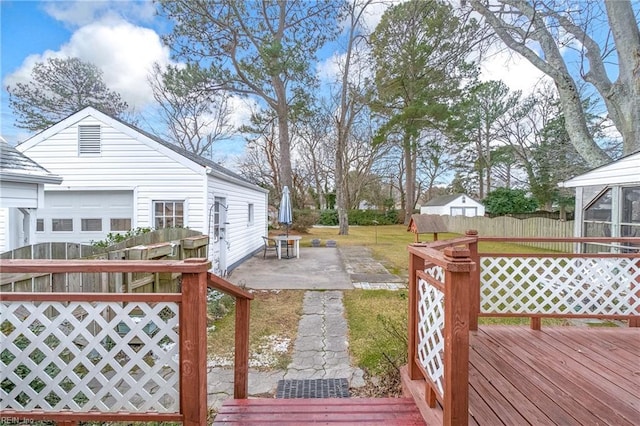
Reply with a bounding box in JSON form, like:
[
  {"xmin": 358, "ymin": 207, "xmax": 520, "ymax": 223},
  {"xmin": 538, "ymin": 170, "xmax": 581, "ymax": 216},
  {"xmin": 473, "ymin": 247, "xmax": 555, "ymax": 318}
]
[
  {"xmin": 306, "ymin": 225, "xmax": 553, "ymax": 277},
  {"xmin": 207, "ymin": 290, "xmax": 304, "ymax": 370}
]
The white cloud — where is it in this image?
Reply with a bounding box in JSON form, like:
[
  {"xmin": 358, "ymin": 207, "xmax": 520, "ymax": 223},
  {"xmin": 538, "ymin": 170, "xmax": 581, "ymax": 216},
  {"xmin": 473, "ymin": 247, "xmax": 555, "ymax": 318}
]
[
  {"xmin": 43, "ymin": 0, "xmax": 156, "ymax": 28},
  {"xmin": 4, "ymin": 17, "xmax": 173, "ymax": 109},
  {"xmin": 479, "ymin": 44, "xmax": 551, "ymax": 95},
  {"xmin": 227, "ymin": 96, "xmax": 259, "ymax": 129}
]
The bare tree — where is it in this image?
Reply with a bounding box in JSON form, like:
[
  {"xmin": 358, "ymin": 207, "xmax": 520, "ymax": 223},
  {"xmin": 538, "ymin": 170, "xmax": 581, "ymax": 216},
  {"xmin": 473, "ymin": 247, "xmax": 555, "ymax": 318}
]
[
  {"xmin": 468, "ymin": 0, "xmax": 640, "ymax": 164},
  {"xmin": 149, "ymin": 63, "xmax": 233, "ymax": 157},
  {"xmin": 331, "ymin": 0, "xmax": 378, "ymax": 234}
]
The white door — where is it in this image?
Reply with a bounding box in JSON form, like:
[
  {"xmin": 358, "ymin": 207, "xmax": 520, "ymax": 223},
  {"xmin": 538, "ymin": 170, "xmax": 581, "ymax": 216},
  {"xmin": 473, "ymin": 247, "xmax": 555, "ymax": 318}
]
[
  {"xmin": 211, "ymin": 197, "xmax": 228, "ymax": 275},
  {"xmin": 37, "ymin": 190, "xmax": 133, "ymax": 244}
]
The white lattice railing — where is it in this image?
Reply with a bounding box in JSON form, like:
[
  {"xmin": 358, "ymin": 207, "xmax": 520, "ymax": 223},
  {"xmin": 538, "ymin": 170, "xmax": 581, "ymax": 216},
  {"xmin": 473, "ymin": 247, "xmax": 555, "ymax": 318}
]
[
  {"xmin": 1, "ymin": 299, "xmax": 180, "ymax": 413},
  {"xmin": 480, "ymin": 256, "xmax": 640, "ymax": 317},
  {"xmin": 417, "ymin": 266, "xmax": 445, "ymax": 397}
]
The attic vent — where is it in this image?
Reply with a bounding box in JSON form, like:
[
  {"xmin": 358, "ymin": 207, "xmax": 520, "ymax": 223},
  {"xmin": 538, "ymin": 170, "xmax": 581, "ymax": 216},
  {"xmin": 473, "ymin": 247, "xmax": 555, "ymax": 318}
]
[{"xmin": 78, "ymin": 125, "xmax": 101, "ymax": 155}]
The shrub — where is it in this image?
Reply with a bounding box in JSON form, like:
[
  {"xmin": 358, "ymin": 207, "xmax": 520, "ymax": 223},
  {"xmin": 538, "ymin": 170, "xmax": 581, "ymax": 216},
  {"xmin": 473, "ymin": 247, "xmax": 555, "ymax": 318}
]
[
  {"xmin": 483, "ymin": 188, "xmax": 538, "ymax": 215},
  {"xmin": 92, "ymin": 227, "xmax": 153, "ymax": 249},
  {"xmin": 318, "ymin": 209, "xmax": 339, "ymax": 226},
  {"xmin": 292, "ymin": 209, "xmax": 320, "ymax": 232}
]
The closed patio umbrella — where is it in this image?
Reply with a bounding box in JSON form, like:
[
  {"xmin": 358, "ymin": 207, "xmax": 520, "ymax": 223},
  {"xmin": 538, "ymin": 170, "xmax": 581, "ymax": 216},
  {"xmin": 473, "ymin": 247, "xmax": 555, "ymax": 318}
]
[
  {"xmin": 278, "ymin": 186, "xmax": 293, "ymax": 237},
  {"xmin": 278, "ymin": 186, "xmax": 293, "ymax": 258}
]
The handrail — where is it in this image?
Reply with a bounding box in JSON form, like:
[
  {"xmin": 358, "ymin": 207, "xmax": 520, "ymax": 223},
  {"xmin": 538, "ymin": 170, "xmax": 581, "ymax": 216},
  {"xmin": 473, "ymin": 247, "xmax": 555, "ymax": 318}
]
[
  {"xmin": 0, "ymin": 259, "xmax": 212, "ymax": 426},
  {"xmin": 206, "ymin": 272, "xmax": 253, "ymax": 399},
  {"xmin": 208, "ymin": 272, "xmax": 254, "ymax": 300},
  {"xmin": 0, "ymin": 258, "xmax": 211, "ymax": 273}
]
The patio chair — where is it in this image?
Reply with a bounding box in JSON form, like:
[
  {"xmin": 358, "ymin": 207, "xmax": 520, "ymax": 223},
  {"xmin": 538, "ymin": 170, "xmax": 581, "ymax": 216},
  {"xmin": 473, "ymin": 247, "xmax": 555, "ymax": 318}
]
[{"xmin": 262, "ymin": 236, "xmax": 278, "ymax": 259}]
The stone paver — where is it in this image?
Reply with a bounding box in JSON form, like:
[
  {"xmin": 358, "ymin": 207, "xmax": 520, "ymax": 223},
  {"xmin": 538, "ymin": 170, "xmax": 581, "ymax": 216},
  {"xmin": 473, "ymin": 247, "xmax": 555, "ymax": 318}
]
[
  {"xmin": 284, "ymin": 291, "xmax": 364, "ymax": 386},
  {"xmin": 208, "ymin": 245, "xmax": 400, "ymax": 410}
]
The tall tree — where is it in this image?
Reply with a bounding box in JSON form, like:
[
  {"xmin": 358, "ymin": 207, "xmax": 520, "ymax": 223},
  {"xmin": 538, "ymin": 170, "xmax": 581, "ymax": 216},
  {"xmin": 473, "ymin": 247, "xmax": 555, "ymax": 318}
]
[
  {"xmin": 371, "ymin": 0, "xmax": 480, "ymax": 223},
  {"xmin": 157, "ymin": 0, "xmax": 340, "ymax": 192},
  {"xmin": 332, "ymin": 0, "xmax": 375, "ymax": 235},
  {"xmin": 7, "ymin": 57, "xmax": 129, "ymax": 131},
  {"xmin": 468, "ymin": 0, "xmax": 640, "ymax": 164},
  {"xmin": 149, "ymin": 63, "xmax": 233, "ymax": 158},
  {"xmin": 452, "ymin": 80, "xmax": 521, "ymax": 198}
]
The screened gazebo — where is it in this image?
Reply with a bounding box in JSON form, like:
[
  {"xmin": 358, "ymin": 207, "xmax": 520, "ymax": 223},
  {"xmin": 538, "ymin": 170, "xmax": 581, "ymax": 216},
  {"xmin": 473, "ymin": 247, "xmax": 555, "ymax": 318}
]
[{"xmin": 561, "ymin": 150, "xmax": 640, "ymax": 252}]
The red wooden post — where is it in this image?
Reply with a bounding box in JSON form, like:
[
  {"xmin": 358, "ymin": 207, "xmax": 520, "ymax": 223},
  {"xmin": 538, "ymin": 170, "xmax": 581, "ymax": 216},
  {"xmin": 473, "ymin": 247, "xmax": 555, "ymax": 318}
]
[
  {"xmin": 408, "ymin": 250, "xmax": 424, "ymax": 380},
  {"xmin": 443, "ymin": 246, "xmax": 474, "ymax": 426},
  {"xmin": 465, "ymin": 230, "xmax": 480, "ymax": 331},
  {"xmin": 630, "ymin": 258, "xmax": 640, "ymax": 327},
  {"xmin": 180, "ymin": 270, "xmax": 208, "ymax": 425},
  {"xmin": 234, "ymin": 297, "xmax": 251, "ymax": 398},
  {"xmin": 531, "ymin": 317, "xmax": 542, "ymax": 330}
]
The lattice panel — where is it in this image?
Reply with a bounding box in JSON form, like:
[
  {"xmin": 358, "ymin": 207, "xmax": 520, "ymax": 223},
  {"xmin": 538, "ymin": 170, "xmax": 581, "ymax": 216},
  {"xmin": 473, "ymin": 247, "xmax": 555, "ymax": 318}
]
[
  {"xmin": 1, "ymin": 301, "xmax": 179, "ymax": 413},
  {"xmin": 480, "ymin": 257, "xmax": 640, "ymax": 315},
  {"xmin": 417, "ymin": 267, "xmax": 445, "ymax": 397}
]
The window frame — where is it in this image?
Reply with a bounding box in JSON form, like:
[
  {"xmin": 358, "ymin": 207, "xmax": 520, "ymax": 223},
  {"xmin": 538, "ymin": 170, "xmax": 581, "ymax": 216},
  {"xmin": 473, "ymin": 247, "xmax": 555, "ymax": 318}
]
[
  {"xmin": 152, "ymin": 200, "xmax": 185, "ymax": 229},
  {"xmin": 52, "ymin": 218, "xmax": 73, "ymax": 232},
  {"xmin": 248, "ymin": 203, "xmax": 254, "ymax": 226}
]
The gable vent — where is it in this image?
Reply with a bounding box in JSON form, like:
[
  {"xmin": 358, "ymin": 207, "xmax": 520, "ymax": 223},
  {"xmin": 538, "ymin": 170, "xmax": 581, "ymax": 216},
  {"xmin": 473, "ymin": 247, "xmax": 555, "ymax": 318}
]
[{"xmin": 78, "ymin": 125, "xmax": 101, "ymax": 155}]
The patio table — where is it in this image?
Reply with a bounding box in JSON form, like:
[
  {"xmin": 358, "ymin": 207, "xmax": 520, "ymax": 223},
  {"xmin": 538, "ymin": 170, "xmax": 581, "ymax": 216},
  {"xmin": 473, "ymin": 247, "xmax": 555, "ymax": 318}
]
[{"xmin": 272, "ymin": 235, "xmax": 302, "ymax": 259}]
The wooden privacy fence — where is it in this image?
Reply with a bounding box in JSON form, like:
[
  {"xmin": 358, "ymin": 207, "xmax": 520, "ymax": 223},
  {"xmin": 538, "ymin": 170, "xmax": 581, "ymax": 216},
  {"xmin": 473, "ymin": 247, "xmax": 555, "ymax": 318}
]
[
  {"xmin": 440, "ymin": 216, "xmax": 574, "ymax": 251},
  {"xmin": 407, "ymin": 231, "xmax": 640, "ymax": 425},
  {"xmin": 1, "ymin": 234, "xmax": 209, "ymax": 294},
  {"xmin": 0, "ymin": 258, "xmax": 253, "ymax": 425}
]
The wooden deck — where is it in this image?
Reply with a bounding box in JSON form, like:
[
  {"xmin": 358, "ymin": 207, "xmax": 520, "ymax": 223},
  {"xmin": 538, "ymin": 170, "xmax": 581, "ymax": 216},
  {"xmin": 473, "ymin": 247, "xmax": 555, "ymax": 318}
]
[
  {"xmin": 403, "ymin": 325, "xmax": 640, "ymax": 425},
  {"xmin": 213, "ymin": 397, "xmax": 425, "ymax": 425}
]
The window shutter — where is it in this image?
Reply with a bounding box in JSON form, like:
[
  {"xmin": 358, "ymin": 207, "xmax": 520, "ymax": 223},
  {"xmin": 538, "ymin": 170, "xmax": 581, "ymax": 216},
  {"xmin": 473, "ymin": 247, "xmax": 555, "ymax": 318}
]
[{"xmin": 79, "ymin": 125, "xmax": 101, "ymax": 154}]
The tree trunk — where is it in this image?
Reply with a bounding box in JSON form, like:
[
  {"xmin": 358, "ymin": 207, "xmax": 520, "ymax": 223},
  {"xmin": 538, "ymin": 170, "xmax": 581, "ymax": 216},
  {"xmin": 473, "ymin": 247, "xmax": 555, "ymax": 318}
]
[
  {"xmin": 274, "ymin": 82, "xmax": 293, "ymax": 193},
  {"xmin": 605, "ymin": 0, "xmax": 640, "ymax": 155},
  {"xmin": 404, "ymin": 135, "xmax": 416, "ymax": 225}
]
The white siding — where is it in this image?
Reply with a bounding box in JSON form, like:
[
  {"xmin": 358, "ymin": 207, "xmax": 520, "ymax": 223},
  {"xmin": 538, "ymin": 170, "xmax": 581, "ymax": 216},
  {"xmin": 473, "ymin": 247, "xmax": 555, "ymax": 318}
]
[
  {"xmin": 421, "ymin": 205, "xmax": 448, "ymax": 215},
  {"xmin": 0, "ymin": 180, "xmax": 39, "ymax": 208},
  {"xmin": 562, "ymin": 152, "xmax": 640, "ymax": 188},
  {"xmin": 420, "ymin": 196, "xmax": 485, "ymax": 217},
  {"xmin": 0, "ymin": 208, "xmax": 8, "ymax": 252},
  {"xmin": 206, "ymin": 174, "xmax": 268, "ymax": 271},
  {"xmin": 21, "ymin": 116, "xmax": 208, "ymax": 234}
]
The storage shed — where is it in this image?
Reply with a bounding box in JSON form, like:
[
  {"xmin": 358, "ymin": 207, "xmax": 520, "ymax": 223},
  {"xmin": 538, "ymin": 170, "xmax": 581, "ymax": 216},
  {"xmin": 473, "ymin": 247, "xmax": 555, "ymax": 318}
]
[
  {"xmin": 560, "ymin": 150, "xmax": 640, "ymax": 247},
  {"xmin": 420, "ymin": 194, "xmax": 485, "ymax": 217}
]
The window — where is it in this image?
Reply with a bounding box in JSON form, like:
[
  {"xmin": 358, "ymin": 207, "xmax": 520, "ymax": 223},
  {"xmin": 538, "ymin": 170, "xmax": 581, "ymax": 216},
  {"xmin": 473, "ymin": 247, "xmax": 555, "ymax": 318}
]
[
  {"xmin": 583, "ymin": 188, "xmax": 612, "ymax": 252},
  {"xmin": 52, "ymin": 219, "xmax": 73, "ymax": 232},
  {"xmin": 248, "ymin": 203, "xmax": 254, "ymax": 226},
  {"xmin": 111, "ymin": 218, "xmax": 132, "ymax": 232},
  {"xmin": 78, "ymin": 125, "xmax": 101, "ymax": 155},
  {"xmin": 154, "ymin": 201, "xmax": 184, "ymax": 228},
  {"xmin": 81, "ymin": 218, "xmax": 102, "ymax": 232},
  {"xmin": 36, "ymin": 219, "xmax": 44, "ymax": 232},
  {"xmin": 621, "ymin": 186, "xmax": 640, "ymax": 238}
]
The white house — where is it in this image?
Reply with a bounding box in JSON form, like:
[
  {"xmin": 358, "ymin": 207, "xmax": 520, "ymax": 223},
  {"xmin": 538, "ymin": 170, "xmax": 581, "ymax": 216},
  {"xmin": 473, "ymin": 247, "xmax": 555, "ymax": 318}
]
[
  {"xmin": 420, "ymin": 194, "xmax": 485, "ymax": 217},
  {"xmin": 0, "ymin": 138, "xmax": 62, "ymax": 251},
  {"xmin": 560, "ymin": 150, "xmax": 640, "ymax": 242},
  {"xmin": 10, "ymin": 107, "xmax": 268, "ymax": 275}
]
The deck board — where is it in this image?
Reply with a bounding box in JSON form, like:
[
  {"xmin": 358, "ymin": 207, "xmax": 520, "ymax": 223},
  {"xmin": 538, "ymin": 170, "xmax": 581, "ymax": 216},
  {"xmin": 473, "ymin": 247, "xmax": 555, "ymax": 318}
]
[
  {"xmin": 403, "ymin": 325, "xmax": 640, "ymax": 425},
  {"xmin": 486, "ymin": 327, "xmax": 639, "ymax": 425},
  {"xmin": 213, "ymin": 397, "xmax": 425, "ymax": 425}
]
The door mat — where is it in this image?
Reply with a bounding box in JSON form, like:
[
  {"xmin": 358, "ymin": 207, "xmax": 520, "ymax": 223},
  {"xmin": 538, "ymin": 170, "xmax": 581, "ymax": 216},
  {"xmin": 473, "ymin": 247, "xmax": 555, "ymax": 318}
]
[{"xmin": 276, "ymin": 378, "xmax": 350, "ymax": 399}]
